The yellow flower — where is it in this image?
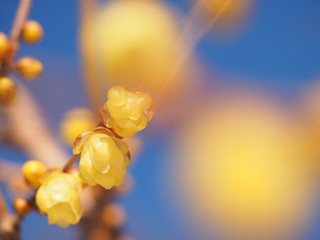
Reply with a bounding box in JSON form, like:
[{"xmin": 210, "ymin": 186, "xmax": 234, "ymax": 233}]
[
  {"xmin": 73, "ymin": 130, "xmax": 130, "ymax": 189},
  {"xmin": 100, "ymin": 86, "xmax": 155, "ymax": 138},
  {"xmin": 36, "ymin": 170, "xmax": 83, "ymax": 228},
  {"xmin": 86, "ymin": 0, "xmax": 185, "ymax": 96},
  {"xmin": 60, "ymin": 108, "xmax": 96, "ymax": 145}
]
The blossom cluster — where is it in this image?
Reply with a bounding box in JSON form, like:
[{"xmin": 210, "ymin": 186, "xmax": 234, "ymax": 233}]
[{"xmin": 20, "ymin": 86, "xmax": 155, "ymax": 227}]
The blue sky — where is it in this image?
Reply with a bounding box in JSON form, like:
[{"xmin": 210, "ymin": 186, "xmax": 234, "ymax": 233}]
[{"xmin": 1, "ymin": 0, "xmax": 320, "ymax": 239}]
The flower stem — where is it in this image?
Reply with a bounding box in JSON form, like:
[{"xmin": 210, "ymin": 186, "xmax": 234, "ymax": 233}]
[{"xmin": 63, "ymin": 154, "xmax": 80, "ymax": 172}]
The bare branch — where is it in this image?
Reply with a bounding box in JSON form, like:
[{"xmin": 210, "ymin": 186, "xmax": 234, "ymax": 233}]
[
  {"xmin": 6, "ymin": 82, "xmax": 68, "ymax": 168},
  {"xmin": 0, "ymin": 189, "xmax": 20, "ymax": 240},
  {"xmin": 0, "ymin": 160, "xmax": 30, "ymax": 197},
  {"xmin": 163, "ymin": 0, "xmax": 232, "ymax": 90}
]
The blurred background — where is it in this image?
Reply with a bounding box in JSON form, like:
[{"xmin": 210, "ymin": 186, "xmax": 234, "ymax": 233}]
[{"xmin": 1, "ymin": 0, "xmax": 320, "ymax": 239}]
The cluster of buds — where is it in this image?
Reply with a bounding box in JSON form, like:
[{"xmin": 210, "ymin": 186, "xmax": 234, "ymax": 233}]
[
  {"xmin": 0, "ymin": 20, "xmax": 43, "ymax": 104},
  {"xmin": 14, "ymin": 86, "xmax": 155, "ymax": 228}
]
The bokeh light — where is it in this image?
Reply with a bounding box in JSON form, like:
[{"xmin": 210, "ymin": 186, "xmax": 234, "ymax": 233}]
[{"xmin": 171, "ymin": 88, "xmax": 319, "ymax": 240}]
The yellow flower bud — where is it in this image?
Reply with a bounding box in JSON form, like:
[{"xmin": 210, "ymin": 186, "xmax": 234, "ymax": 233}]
[
  {"xmin": 60, "ymin": 108, "xmax": 96, "ymax": 146},
  {"xmin": 13, "ymin": 197, "xmax": 31, "ymax": 217},
  {"xmin": 0, "ymin": 32, "xmax": 10, "ymax": 60},
  {"xmin": 36, "ymin": 170, "xmax": 83, "ymax": 228},
  {"xmin": 16, "ymin": 57, "xmax": 43, "ymax": 79},
  {"xmin": 73, "ymin": 131, "xmax": 130, "ymax": 189},
  {"xmin": 21, "ymin": 20, "xmax": 43, "ymax": 44},
  {"xmin": 22, "ymin": 160, "xmax": 46, "ymax": 188},
  {"xmin": 100, "ymin": 86, "xmax": 155, "ymax": 138},
  {"xmin": 0, "ymin": 77, "xmax": 16, "ymax": 104}
]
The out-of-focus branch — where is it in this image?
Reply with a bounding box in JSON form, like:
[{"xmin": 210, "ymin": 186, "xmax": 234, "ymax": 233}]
[
  {"xmin": 63, "ymin": 154, "xmax": 80, "ymax": 172},
  {"xmin": 5, "ymin": 82, "xmax": 68, "ymax": 167},
  {"xmin": 79, "ymin": 0, "xmax": 102, "ymax": 111},
  {"xmin": 0, "ymin": 160, "xmax": 29, "ymax": 197},
  {"xmin": 0, "ymin": 189, "xmax": 19, "ymax": 240},
  {"xmin": 163, "ymin": 0, "xmax": 232, "ymax": 91},
  {"xmin": 0, "ymin": 190, "xmax": 12, "ymax": 223}
]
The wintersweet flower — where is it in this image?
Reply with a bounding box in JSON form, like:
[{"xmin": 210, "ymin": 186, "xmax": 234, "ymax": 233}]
[
  {"xmin": 36, "ymin": 170, "xmax": 83, "ymax": 228},
  {"xmin": 73, "ymin": 129, "xmax": 130, "ymax": 189},
  {"xmin": 100, "ymin": 86, "xmax": 155, "ymax": 138}
]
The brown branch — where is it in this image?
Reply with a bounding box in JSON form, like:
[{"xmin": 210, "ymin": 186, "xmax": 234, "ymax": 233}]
[
  {"xmin": 6, "ymin": 82, "xmax": 69, "ymax": 168},
  {"xmin": 0, "ymin": 190, "xmax": 12, "ymax": 221},
  {"xmin": 0, "ymin": 160, "xmax": 30, "ymax": 197},
  {"xmin": 0, "ymin": 189, "xmax": 20, "ymax": 240}
]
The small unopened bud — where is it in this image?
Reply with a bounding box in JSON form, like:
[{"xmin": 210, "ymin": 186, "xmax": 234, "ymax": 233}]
[
  {"xmin": 0, "ymin": 33, "xmax": 10, "ymax": 60},
  {"xmin": 22, "ymin": 160, "xmax": 46, "ymax": 188},
  {"xmin": 0, "ymin": 77, "xmax": 16, "ymax": 104},
  {"xmin": 16, "ymin": 57, "xmax": 43, "ymax": 79},
  {"xmin": 21, "ymin": 20, "xmax": 43, "ymax": 44},
  {"xmin": 13, "ymin": 197, "xmax": 31, "ymax": 217},
  {"xmin": 101, "ymin": 203, "xmax": 126, "ymax": 228}
]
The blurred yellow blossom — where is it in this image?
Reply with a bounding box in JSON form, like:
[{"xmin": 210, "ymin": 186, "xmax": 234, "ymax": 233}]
[
  {"xmin": 73, "ymin": 130, "xmax": 130, "ymax": 189},
  {"xmin": 60, "ymin": 108, "xmax": 97, "ymax": 145},
  {"xmin": 173, "ymin": 92, "xmax": 318, "ymax": 239},
  {"xmin": 100, "ymin": 86, "xmax": 155, "ymax": 138},
  {"xmin": 36, "ymin": 169, "xmax": 83, "ymax": 228}
]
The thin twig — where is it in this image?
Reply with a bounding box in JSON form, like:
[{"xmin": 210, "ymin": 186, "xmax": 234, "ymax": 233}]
[
  {"xmin": 162, "ymin": 0, "xmax": 232, "ymax": 92},
  {"xmin": 63, "ymin": 154, "xmax": 80, "ymax": 172}
]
